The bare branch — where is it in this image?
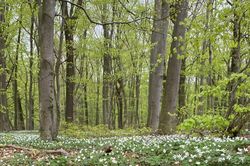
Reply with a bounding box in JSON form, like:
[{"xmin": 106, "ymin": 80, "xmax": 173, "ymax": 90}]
[
  {"xmin": 59, "ymin": 0, "xmax": 143, "ymax": 25},
  {"xmin": 226, "ymin": 0, "xmax": 233, "ymax": 6}
]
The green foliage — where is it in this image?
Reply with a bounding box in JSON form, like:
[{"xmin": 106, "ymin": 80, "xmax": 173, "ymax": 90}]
[
  {"xmin": 60, "ymin": 122, "xmax": 152, "ymax": 138},
  {"xmin": 0, "ymin": 133, "xmax": 250, "ymax": 165},
  {"xmin": 177, "ymin": 115, "xmax": 229, "ymax": 135}
]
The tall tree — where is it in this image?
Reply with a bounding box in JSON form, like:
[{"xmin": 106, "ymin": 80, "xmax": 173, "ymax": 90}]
[
  {"xmin": 147, "ymin": 0, "xmax": 169, "ymax": 131},
  {"xmin": 62, "ymin": 0, "xmax": 82, "ymax": 122},
  {"xmin": 159, "ymin": 0, "xmax": 188, "ymax": 134},
  {"xmin": 0, "ymin": 0, "xmax": 12, "ymax": 131},
  {"xmin": 102, "ymin": 3, "xmax": 113, "ymax": 127},
  {"xmin": 38, "ymin": 0, "xmax": 57, "ymax": 140},
  {"xmin": 225, "ymin": 0, "xmax": 249, "ymax": 136},
  {"xmin": 27, "ymin": 0, "xmax": 35, "ymax": 130},
  {"xmin": 13, "ymin": 18, "xmax": 25, "ymax": 130}
]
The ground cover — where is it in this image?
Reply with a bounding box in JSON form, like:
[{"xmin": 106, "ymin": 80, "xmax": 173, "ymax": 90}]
[{"xmin": 0, "ymin": 132, "xmax": 249, "ymax": 165}]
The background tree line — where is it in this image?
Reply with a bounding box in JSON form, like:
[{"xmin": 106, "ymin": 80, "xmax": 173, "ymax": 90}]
[{"xmin": 0, "ymin": 0, "xmax": 249, "ymax": 140}]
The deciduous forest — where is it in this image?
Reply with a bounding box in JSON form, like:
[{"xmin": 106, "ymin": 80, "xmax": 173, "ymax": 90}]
[{"xmin": 0, "ymin": 0, "xmax": 249, "ymax": 165}]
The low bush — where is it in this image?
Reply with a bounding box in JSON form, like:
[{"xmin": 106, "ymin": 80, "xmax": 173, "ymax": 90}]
[
  {"xmin": 59, "ymin": 122, "xmax": 152, "ymax": 138},
  {"xmin": 177, "ymin": 115, "xmax": 229, "ymax": 136}
]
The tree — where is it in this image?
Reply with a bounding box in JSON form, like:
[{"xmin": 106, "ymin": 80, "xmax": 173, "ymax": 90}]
[
  {"xmin": 38, "ymin": 0, "xmax": 57, "ymax": 140},
  {"xmin": 27, "ymin": 0, "xmax": 35, "ymax": 130},
  {"xmin": 13, "ymin": 15, "xmax": 25, "ymax": 130},
  {"xmin": 225, "ymin": 0, "xmax": 250, "ymax": 136},
  {"xmin": 0, "ymin": 0, "xmax": 12, "ymax": 131},
  {"xmin": 159, "ymin": 0, "xmax": 188, "ymax": 134},
  {"xmin": 62, "ymin": 0, "xmax": 82, "ymax": 123},
  {"xmin": 147, "ymin": 0, "xmax": 169, "ymax": 131},
  {"xmin": 102, "ymin": 3, "xmax": 114, "ymax": 128}
]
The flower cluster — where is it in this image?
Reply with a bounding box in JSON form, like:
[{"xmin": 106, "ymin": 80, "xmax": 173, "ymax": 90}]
[{"xmin": 0, "ymin": 133, "xmax": 249, "ymax": 165}]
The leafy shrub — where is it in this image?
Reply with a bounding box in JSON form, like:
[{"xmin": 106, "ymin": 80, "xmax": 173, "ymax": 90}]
[
  {"xmin": 60, "ymin": 122, "xmax": 151, "ymax": 138},
  {"xmin": 177, "ymin": 115, "xmax": 229, "ymax": 136}
]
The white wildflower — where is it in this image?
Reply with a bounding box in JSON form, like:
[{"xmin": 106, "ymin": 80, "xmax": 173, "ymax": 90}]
[{"xmin": 195, "ymin": 161, "xmax": 201, "ymax": 165}]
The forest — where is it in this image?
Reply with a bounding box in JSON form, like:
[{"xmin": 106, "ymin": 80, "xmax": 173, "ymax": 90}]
[{"xmin": 0, "ymin": 0, "xmax": 249, "ymax": 165}]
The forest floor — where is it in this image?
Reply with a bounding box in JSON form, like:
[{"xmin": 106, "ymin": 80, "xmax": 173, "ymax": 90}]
[{"xmin": 0, "ymin": 132, "xmax": 249, "ymax": 166}]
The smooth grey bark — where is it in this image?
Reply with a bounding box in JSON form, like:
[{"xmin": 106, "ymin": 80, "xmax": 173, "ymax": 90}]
[
  {"xmin": 54, "ymin": 13, "xmax": 64, "ymax": 133},
  {"xmin": 147, "ymin": 0, "xmax": 169, "ymax": 131},
  {"xmin": 38, "ymin": 0, "xmax": 57, "ymax": 140},
  {"xmin": 159, "ymin": 0, "xmax": 188, "ymax": 134},
  {"xmin": 0, "ymin": 1, "xmax": 12, "ymax": 131}
]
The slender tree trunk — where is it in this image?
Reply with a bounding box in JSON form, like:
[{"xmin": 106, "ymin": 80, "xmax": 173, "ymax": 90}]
[
  {"xmin": 38, "ymin": 0, "xmax": 57, "ymax": 140},
  {"xmin": 102, "ymin": 4, "xmax": 113, "ymax": 127},
  {"xmin": 27, "ymin": 0, "xmax": 35, "ymax": 131},
  {"xmin": 197, "ymin": 77, "xmax": 204, "ymax": 115},
  {"xmin": 84, "ymin": 59, "xmax": 88, "ymax": 125},
  {"xmin": 13, "ymin": 21, "xmax": 25, "ymax": 130},
  {"xmin": 207, "ymin": 41, "xmax": 214, "ymax": 111},
  {"xmin": 206, "ymin": 0, "xmax": 214, "ymax": 112},
  {"xmin": 135, "ymin": 75, "xmax": 140, "ymax": 127},
  {"xmin": 115, "ymin": 57, "xmax": 125, "ymax": 129},
  {"xmin": 114, "ymin": 25, "xmax": 126, "ymax": 129},
  {"xmin": 62, "ymin": 1, "xmax": 75, "ymax": 122},
  {"xmin": 0, "ymin": 1, "xmax": 12, "ymax": 131},
  {"xmin": 54, "ymin": 13, "xmax": 64, "ymax": 132},
  {"xmin": 225, "ymin": 1, "xmax": 242, "ymax": 136},
  {"xmin": 159, "ymin": 0, "xmax": 188, "ymax": 134},
  {"xmin": 226, "ymin": 15, "xmax": 241, "ymax": 118},
  {"xmin": 147, "ymin": 0, "xmax": 169, "ymax": 131},
  {"xmin": 95, "ymin": 62, "xmax": 100, "ymax": 125},
  {"xmin": 178, "ymin": 57, "xmax": 186, "ymax": 123}
]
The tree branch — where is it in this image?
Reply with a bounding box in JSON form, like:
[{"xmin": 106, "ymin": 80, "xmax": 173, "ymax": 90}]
[{"xmin": 59, "ymin": 0, "xmax": 143, "ymax": 25}]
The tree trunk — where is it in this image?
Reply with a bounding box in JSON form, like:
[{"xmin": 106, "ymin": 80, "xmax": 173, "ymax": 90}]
[
  {"xmin": 147, "ymin": 0, "xmax": 169, "ymax": 131},
  {"xmin": 38, "ymin": 0, "xmax": 57, "ymax": 140},
  {"xmin": 84, "ymin": 59, "xmax": 88, "ymax": 125},
  {"xmin": 102, "ymin": 4, "xmax": 113, "ymax": 127},
  {"xmin": 95, "ymin": 62, "xmax": 100, "ymax": 125},
  {"xmin": 115, "ymin": 57, "xmax": 125, "ymax": 129},
  {"xmin": 226, "ymin": 13, "xmax": 241, "ymax": 118},
  {"xmin": 13, "ymin": 22, "xmax": 25, "ymax": 130},
  {"xmin": 62, "ymin": 1, "xmax": 76, "ymax": 123},
  {"xmin": 27, "ymin": 0, "xmax": 35, "ymax": 131},
  {"xmin": 178, "ymin": 57, "xmax": 186, "ymax": 123},
  {"xmin": 135, "ymin": 75, "xmax": 140, "ymax": 127},
  {"xmin": 206, "ymin": 0, "xmax": 214, "ymax": 112},
  {"xmin": 0, "ymin": 1, "xmax": 12, "ymax": 131},
  {"xmin": 54, "ymin": 12, "xmax": 64, "ymax": 133},
  {"xmin": 225, "ymin": 1, "xmax": 242, "ymax": 135},
  {"xmin": 159, "ymin": 0, "xmax": 188, "ymax": 134}
]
